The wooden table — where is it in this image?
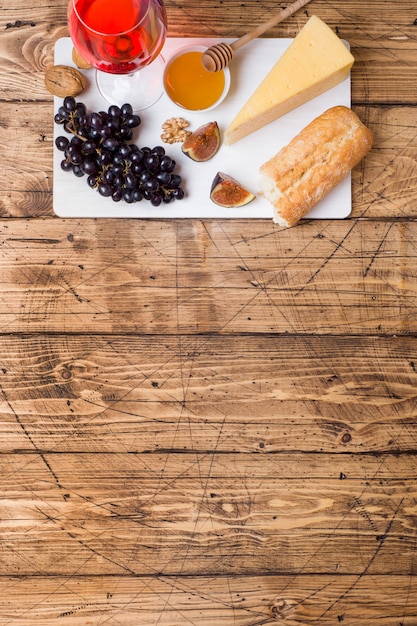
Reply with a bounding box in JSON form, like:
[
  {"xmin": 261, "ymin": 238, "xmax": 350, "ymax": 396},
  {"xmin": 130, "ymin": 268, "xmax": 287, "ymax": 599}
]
[{"xmin": 1, "ymin": 1, "xmax": 417, "ymax": 623}]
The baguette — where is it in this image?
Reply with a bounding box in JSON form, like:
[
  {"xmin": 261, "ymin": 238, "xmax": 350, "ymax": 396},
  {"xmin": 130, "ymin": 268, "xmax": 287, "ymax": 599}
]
[{"xmin": 259, "ymin": 106, "xmax": 373, "ymax": 227}]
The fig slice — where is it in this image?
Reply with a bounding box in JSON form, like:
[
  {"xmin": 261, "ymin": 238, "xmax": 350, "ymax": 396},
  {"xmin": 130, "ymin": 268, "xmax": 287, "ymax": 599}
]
[
  {"xmin": 182, "ymin": 121, "xmax": 220, "ymax": 161},
  {"xmin": 210, "ymin": 172, "xmax": 256, "ymax": 208}
]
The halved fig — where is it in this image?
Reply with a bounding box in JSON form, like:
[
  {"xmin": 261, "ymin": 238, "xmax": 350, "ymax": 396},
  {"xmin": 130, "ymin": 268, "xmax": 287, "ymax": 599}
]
[
  {"xmin": 182, "ymin": 121, "xmax": 220, "ymax": 161},
  {"xmin": 210, "ymin": 172, "xmax": 256, "ymax": 208}
]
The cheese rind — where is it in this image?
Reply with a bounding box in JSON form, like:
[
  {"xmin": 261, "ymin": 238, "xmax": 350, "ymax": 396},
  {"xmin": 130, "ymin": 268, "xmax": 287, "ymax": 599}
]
[{"xmin": 225, "ymin": 16, "xmax": 355, "ymax": 145}]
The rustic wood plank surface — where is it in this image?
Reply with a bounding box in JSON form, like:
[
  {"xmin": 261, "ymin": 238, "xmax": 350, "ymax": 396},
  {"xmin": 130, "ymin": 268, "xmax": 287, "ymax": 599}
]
[{"xmin": 1, "ymin": 0, "xmax": 417, "ymax": 624}]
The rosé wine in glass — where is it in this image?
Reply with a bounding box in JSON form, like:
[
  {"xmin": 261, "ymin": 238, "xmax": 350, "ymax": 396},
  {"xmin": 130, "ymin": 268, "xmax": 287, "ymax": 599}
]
[{"xmin": 68, "ymin": 0, "xmax": 167, "ymax": 109}]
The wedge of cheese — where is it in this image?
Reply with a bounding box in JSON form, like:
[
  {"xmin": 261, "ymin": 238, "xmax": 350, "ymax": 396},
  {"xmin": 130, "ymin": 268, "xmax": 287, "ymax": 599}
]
[{"xmin": 225, "ymin": 16, "xmax": 354, "ymax": 145}]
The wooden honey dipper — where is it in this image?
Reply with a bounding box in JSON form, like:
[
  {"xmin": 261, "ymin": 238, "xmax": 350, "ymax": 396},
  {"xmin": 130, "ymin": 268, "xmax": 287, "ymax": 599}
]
[{"xmin": 202, "ymin": 0, "xmax": 313, "ymax": 72}]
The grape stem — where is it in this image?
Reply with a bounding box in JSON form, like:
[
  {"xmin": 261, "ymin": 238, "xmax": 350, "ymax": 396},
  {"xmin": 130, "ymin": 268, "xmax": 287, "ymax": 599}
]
[{"xmin": 67, "ymin": 113, "xmax": 87, "ymax": 142}]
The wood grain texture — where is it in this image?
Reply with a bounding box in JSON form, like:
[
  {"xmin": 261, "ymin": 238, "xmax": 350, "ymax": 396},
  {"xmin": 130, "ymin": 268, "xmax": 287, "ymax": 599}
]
[
  {"xmin": 0, "ymin": 452, "xmax": 415, "ymax": 576},
  {"xmin": 1, "ymin": 334, "xmax": 417, "ymax": 453},
  {"xmin": 0, "ymin": 574, "xmax": 415, "ymax": 625},
  {"xmin": 1, "ymin": 219, "xmax": 417, "ymax": 334},
  {"xmin": 1, "ymin": 0, "xmax": 417, "ymax": 624}
]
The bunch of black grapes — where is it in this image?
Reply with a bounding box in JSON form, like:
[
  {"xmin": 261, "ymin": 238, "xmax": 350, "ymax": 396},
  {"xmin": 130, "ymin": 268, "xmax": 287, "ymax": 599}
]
[{"xmin": 55, "ymin": 96, "xmax": 185, "ymax": 206}]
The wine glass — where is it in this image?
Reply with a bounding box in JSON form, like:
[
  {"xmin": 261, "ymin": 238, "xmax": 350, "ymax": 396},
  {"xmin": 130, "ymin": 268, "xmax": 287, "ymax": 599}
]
[{"xmin": 68, "ymin": 0, "xmax": 167, "ymax": 110}]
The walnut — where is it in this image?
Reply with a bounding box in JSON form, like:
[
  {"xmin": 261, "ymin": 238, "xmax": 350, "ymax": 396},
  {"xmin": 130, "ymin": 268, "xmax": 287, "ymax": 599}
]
[
  {"xmin": 161, "ymin": 117, "xmax": 192, "ymax": 144},
  {"xmin": 44, "ymin": 65, "xmax": 87, "ymax": 97},
  {"xmin": 72, "ymin": 47, "xmax": 92, "ymax": 70}
]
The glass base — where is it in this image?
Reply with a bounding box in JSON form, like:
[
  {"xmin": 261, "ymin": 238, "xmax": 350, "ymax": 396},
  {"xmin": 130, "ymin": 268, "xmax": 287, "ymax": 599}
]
[{"xmin": 96, "ymin": 55, "xmax": 165, "ymax": 111}]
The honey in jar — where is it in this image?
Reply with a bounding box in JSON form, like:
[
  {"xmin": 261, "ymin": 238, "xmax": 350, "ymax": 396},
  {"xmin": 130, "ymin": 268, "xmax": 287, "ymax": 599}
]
[{"xmin": 164, "ymin": 49, "xmax": 227, "ymax": 111}]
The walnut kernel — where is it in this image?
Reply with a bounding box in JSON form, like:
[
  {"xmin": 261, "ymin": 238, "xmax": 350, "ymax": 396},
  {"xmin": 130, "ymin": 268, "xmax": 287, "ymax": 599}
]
[{"xmin": 161, "ymin": 117, "xmax": 192, "ymax": 144}]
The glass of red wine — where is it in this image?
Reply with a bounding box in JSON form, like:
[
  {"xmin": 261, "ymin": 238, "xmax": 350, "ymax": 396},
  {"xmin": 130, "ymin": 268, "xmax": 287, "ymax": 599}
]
[{"xmin": 68, "ymin": 0, "xmax": 167, "ymax": 110}]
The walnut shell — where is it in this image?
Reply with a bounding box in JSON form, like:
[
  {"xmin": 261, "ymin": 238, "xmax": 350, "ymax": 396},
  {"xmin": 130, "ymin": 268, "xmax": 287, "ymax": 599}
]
[
  {"xmin": 72, "ymin": 47, "xmax": 92, "ymax": 70},
  {"xmin": 45, "ymin": 65, "xmax": 86, "ymax": 97}
]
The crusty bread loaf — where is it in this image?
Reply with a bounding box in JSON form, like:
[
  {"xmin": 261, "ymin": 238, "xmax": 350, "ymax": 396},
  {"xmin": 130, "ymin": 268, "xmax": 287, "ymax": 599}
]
[{"xmin": 259, "ymin": 106, "xmax": 373, "ymax": 227}]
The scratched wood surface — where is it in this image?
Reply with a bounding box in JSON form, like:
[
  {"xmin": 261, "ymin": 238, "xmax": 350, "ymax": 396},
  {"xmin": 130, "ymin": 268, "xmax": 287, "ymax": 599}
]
[{"xmin": 1, "ymin": 0, "xmax": 417, "ymax": 624}]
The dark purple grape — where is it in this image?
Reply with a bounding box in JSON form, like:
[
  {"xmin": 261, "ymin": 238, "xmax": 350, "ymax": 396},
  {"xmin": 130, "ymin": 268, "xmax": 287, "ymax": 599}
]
[
  {"xmin": 88, "ymin": 127, "xmax": 101, "ymax": 140},
  {"xmin": 143, "ymin": 178, "xmax": 159, "ymax": 192},
  {"xmin": 125, "ymin": 114, "xmax": 141, "ymax": 128},
  {"xmin": 169, "ymin": 174, "xmax": 182, "ymax": 188},
  {"xmin": 112, "ymin": 188, "xmax": 123, "ymax": 202},
  {"xmin": 113, "ymin": 175, "xmax": 124, "ymax": 187},
  {"xmin": 60, "ymin": 159, "xmax": 72, "ymax": 171},
  {"xmin": 70, "ymin": 151, "xmax": 83, "ymax": 165},
  {"xmin": 110, "ymin": 163, "xmax": 124, "ymax": 176},
  {"xmin": 77, "ymin": 126, "xmax": 90, "ymax": 138},
  {"xmin": 132, "ymin": 189, "xmax": 143, "ymax": 202},
  {"xmin": 55, "ymin": 136, "xmax": 69, "ymax": 151},
  {"xmin": 82, "ymin": 140, "xmax": 98, "ymax": 155},
  {"xmin": 72, "ymin": 164, "xmax": 85, "ymax": 177},
  {"xmin": 131, "ymin": 149, "xmax": 144, "ymax": 162},
  {"xmin": 75, "ymin": 102, "xmax": 87, "ymax": 117},
  {"xmin": 156, "ymin": 171, "xmax": 171, "ymax": 185},
  {"xmin": 139, "ymin": 170, "xmax": 151, "ymax": 183},
  {"xmin": 144, "ymin": 154, "xmax": 159, "ymax": 171},
  {"xmin": 54, "ymin": 113, "xmax": 66, "ymax": 124},
  {"xmin": 120, "ymin": 103, "xmax": 133, "ymax": 116},
  {"xmin": 163, "ymin": 193, "xmax": 174, "ymax": 204},
  {"xmin": 102, "ymin": 137, "xmax": 119, "ymax": 152},
  {"xmin": 152, "ymin": 146, "xmax": 165, "ymax": 156},
  {"xmin": 70, "ymin": 136, "xmax": 83, "ymax": 148},
  {"xmin": 82, "ymin": 159, "xmax": 99, "ymax": 176},
  {"xmin": 159, "ymin": 156, "xmax": 175, "ymax": 172},
  {"xmin": 102, "ymin": 169, "xmax": 115, "ymax": 184},
  {"xmin": 107, "ymin": 117, "xmax": 121, "ymax": 132},
  {"xmin": 123, "ymin": 189, "xmax": 134, "ymax": 203},
  {"xmin": 58, "ymin": 105, "xmax": 70, "ymax": 120},
  {"xmin": 99, "ymin": 126, "xmax": 112, "ymax": 139},
  {"xmin": 150, "ymin": 193, "xmax": 163, "ymax": 206},
  {"xmin": 108, "ymin": 105, "xmax": 121, "ymax": 117},
  {"xmin": 119, "ymin": 126, "xmax": 133, "ymax": 140},
  {"xmin": 172, "ymin": 187, "xmax": 185, "ymax": 200},
  {"xmin": 125, "ymin": 172, "xmax": 137, "ymax": 189},
  {"xmin": 112, "ymin": 153, "xmax": 124, "ymax": 165},
  {"xmin": 118, "ymin": 144, "xmax": 132, "ymax": 158},
  {"xmin": 132, "ymin": 162, "xmax": 143, "ymax": 175},
  {"xmin": 90, "ymin": 112, "xmax": 103, "ymax": 129},
  {"xmin": 98, "ymin": 182, "xmax": 113, "ymax": 197},
  {"xmin": 63, "ymin": 96, "xmax": 77, "ymax": 112},
  {"xmin": 97, "ymin": 151, "xmax": 112, "ymax": 166}
]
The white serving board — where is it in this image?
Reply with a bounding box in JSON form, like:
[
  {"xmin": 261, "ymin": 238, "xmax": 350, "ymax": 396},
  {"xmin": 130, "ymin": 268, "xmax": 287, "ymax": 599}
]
[{"xmin": 53, "ymin": 36, "xmax": 352, "ymax": 219}]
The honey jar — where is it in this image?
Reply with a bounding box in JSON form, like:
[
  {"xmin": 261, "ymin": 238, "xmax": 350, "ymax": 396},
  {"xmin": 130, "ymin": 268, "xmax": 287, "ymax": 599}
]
[{"xmin": 163, "ymin": 45, "xmax": 230, "ymax": 111}]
